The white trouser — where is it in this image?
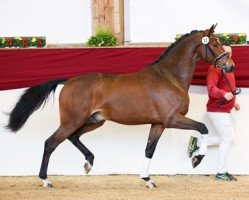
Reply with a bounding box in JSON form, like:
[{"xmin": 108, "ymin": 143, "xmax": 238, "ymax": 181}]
[{"xmin": 206, "ymin": 112, "xmax": 236, "ymax": 174}]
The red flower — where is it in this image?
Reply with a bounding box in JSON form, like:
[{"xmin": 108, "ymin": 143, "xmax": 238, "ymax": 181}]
[
  {"xmin": 232, "ymin": 35, "xmax": 239, "ymax": 43},
  {"xmin": 37, "ymin": 40, "xmax": 43, "ymax": 46},
  {"xmin": 22, "ymin": 39, "xmax": 28, "ymax": 47},
  {"xmin": 7, "ymin": 38, "xmax": 13, "ymax": 46}
]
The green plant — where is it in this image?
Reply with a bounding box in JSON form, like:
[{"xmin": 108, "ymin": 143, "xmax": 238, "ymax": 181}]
[
  {"xmin": 217, "ymin": 33, "xmax": 247, "ymax": 45},
  {"xmin": 0, "ymin": 36, "xmax": 46, "ymax": 48},
  {"xmin": 175, "ymin": 33, "xmax": 247, "ymax": 45},
  {"xmin": 87, "ymin": 28, "xmax": 118, "ymax": 47}
]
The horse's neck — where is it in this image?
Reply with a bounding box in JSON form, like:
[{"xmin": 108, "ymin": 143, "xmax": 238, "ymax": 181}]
[{"xmin": 154, "ymin": 41, "xmax": 200, "ymax": 90}]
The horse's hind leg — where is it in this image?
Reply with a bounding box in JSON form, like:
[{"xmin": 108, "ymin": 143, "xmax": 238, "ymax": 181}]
[
  {"xmin": 39, "ymin": 130, "xmax": 60, "ymax": 187},
  {"xmin": 39, "ymin": 125, "xmax": 82, "ymax": 187},
  {"xmin": 68, "ymin": 116, "xmax": 105, "ymax": 174},
  {"xmin": 141, "ymin": 124, "xmax": 165, "ymax": 188}
]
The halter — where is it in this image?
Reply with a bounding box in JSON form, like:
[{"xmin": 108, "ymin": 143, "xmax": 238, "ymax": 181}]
[{"xmin": 203, "ymin": 36, "xmax": 230, "ymax": 72}]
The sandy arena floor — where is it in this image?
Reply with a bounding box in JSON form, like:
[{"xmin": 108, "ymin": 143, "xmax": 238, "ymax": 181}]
[{"xmin": 1, "ymin": 175, "xmax": 249, "ymax": 200}]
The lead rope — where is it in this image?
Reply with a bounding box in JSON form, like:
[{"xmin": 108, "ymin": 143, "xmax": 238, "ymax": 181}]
[{"xmin": 218, "ymin": 70, "xmax": 241, "ymax": 107}]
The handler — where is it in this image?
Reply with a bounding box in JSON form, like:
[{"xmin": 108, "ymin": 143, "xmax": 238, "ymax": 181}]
[{"xmin": 188, "ymin": 45, "xmax": 240, "ymax": 181}]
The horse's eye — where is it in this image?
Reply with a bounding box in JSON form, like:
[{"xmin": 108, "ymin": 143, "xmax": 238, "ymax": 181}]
[{"xmin": 213, "ymin": 44, "xmax": 218, "ymax": 47}]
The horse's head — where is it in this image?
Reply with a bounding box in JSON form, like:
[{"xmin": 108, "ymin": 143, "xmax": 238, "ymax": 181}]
[{"xmin": 197, "ymin": 24, "xmax": 235, "ymax": 73}]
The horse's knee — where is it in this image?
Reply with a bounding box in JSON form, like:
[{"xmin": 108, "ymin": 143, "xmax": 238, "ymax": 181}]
[{"xmin": 198, "ymin": 123, "xmax": 208, "ymax": 135}]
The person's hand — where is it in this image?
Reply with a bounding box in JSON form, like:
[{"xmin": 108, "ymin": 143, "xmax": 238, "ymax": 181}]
[
  {"xmin": 234, "ymin": 102, "xmax": 240, "ymax": 111},
  {"xmin": 224, "ymin": 92, "xmax": 234, "ymax": 101}
]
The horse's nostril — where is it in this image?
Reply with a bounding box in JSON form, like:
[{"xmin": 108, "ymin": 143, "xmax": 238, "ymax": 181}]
[{"xmin": 230, "ymin": 65, "xmax": 235, "ymax": 72}]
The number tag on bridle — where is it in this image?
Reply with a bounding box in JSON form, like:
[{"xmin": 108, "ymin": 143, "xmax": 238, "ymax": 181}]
[{"xmin": 202, "ymin": 37, "xmax": 209, "ymax": 44}]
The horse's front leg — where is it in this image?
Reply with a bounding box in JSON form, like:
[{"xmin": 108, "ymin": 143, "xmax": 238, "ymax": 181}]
[
  {"xmin": 140, "ymin": 124, "xmax": 165, "ymax": 188},
  {"xmin": 170, "ymin": 114, "xmax": 209, "ymax": 168}
]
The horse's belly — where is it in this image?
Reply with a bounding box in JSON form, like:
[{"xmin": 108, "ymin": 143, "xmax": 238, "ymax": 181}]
[{"xmin": 97, "ymin": 104, "xmax": 161, "ymax": 125}]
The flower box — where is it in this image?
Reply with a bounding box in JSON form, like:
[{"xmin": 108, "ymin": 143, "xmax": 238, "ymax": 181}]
[
  {"xmin": 0, "ymin": 36, "xmax": 46, "ymax": 48},
  {"xmin": 175, "ymin": 33, "xmax": 247, "ymax": 45}
]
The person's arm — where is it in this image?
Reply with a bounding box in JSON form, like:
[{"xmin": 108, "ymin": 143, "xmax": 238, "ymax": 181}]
[{"xmin": 207, "ymin": 69, "xmax": 226, "ymax": 99}]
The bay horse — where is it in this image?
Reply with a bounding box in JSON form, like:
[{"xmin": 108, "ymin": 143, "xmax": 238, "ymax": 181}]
[{"xmin": 6, "ymin": 24, "xmax": 234, "ymax": 188}]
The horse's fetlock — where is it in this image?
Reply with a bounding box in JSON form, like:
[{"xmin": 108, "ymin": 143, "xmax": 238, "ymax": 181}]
[
  {"xmin": 86, "ymin": 154, "xmax": 95, "ymax": 165},
  {"xmin": 39, "ymin": 173, "xmax": 47, "ymax": 180},
  {"xmin": 141, "ymin": 177, "xmax": 150, "ymax": 182}
]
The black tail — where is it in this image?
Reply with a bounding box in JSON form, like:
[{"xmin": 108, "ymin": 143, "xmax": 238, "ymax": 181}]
[{"xmin": 6, "ymin": 78, "xmax": 67, "ymax": 132}]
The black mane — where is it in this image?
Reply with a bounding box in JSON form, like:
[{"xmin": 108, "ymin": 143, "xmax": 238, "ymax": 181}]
[{"xmin": 151, "ymin": 30, "xmax": 202, "ymax": 65}]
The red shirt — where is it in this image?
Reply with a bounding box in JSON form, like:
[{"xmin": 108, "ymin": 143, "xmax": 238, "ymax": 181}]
[{"xmin": 206, "ymin": 65, "xmax": 236, "ymax": 113}]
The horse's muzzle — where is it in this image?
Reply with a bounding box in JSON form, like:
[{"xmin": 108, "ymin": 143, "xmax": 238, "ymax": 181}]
[{"xmin": 222, "ymin": 64, "xmax": 234, "ymax": 73}]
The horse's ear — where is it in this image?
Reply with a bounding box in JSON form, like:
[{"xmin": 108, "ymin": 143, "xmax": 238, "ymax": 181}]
[{"xmin": 208, "ymin": 23, "xmax": 217, "ymax": 36}]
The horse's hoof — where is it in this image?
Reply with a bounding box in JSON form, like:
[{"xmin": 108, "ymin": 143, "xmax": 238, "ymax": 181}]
[
  {"xmin": 146, "ymin": 180, "xmax": 157, "ymax": 189},
  {"xmin": 84, "ymin": 160, "xmax": 92, "ymax": 174},
  {"xmin": 42, "ymin": 178, "xmax": 53, "ymax": 188},
  {"xmin": 192, "ymin": 154, "xmax": 205, "ymax": 168}
]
